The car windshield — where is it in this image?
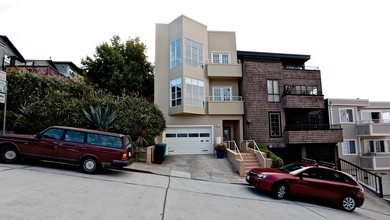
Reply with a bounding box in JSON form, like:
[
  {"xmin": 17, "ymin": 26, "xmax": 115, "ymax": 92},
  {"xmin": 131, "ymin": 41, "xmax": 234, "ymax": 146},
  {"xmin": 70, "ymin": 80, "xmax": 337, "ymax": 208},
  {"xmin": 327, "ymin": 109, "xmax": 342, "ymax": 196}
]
[{"xmin": 279, "ymin": 162, "xmax": 308, "ymax": 173}]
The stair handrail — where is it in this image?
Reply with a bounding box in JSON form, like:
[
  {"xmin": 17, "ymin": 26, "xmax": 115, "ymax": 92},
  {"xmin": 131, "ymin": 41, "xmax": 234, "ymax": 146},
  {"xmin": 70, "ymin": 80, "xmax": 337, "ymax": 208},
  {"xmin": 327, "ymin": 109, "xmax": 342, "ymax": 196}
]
[
  {"xmin": 338, "ymin": 158, "xmax": 383, "ymax": 198},
  {"xmin": 224, "ymin": 140, "xmax": 243, "ymax": 161},
  {"xmin": 244, "ymin": 140, "xmax": 267, "ymax": 168}
]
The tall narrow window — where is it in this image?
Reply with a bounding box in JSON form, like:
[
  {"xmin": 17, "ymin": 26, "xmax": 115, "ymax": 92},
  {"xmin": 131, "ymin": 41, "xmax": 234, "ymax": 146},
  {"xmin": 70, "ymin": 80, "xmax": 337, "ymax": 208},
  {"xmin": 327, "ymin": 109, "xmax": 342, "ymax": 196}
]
[
  {"xmin": 170, "ymin": 78, "xmax": 182, "ymax": 107},
  {"xmin": 269, "ymin": 112, "xmax": 281, "ymax": 137},
  {"xmin": 185, "ymin": 38, "xmax": 204, "ymax": 69},
  {"xmin": 212, "ymin": 87, "xmax": 232, "ymax": 101},
  {"xmin": 267, "ymin": 80, "xmax": 279, "ymax": 102},
  {"xmin": 340, "ymin": 108, "xmax": 354, "ymax": 123},
  {"xmin": 170, "ymin": 39, "xmax": 181, "ymax": 69},
  {"xmin": 211, "ymin": 52, "xmax": 230, "ymax": 64},
  {"xmin": 186, "ymin": 78, "xmax": 204, "ymax": 107},
  {"xmin": 342, "ymin": 140, "xmax": 357, "ymax": 155}
]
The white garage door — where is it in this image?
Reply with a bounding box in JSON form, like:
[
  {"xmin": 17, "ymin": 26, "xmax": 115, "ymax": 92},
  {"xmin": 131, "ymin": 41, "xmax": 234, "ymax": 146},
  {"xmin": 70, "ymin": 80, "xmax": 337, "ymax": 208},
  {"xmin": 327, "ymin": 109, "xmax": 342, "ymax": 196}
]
[{"xmin": 163, "ymin": 127, "xmax": 212, "ymax": 155}]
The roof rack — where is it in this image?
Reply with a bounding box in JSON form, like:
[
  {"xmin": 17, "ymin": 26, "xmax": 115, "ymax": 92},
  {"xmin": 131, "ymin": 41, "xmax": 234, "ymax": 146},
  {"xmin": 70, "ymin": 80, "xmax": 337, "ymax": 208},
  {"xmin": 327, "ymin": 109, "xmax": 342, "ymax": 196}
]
[
  {"xmin": 316, "ymin": 161, "xmax": 336, "ymax": 169},
  {"xmin": 301, "ymin": 158, "xmax": 317, "ymax": 164}
]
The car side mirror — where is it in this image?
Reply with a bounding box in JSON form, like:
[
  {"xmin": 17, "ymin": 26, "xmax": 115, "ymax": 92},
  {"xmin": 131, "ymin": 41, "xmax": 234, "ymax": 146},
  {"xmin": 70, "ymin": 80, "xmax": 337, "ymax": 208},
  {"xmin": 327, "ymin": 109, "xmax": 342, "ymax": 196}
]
[
  {"xmin": 34, "ymin": 133, "xmax": 43, "ymax": 138},
  {"xmin": 300, "ymin": 173, "xmax": 309, "ymax": 180}
]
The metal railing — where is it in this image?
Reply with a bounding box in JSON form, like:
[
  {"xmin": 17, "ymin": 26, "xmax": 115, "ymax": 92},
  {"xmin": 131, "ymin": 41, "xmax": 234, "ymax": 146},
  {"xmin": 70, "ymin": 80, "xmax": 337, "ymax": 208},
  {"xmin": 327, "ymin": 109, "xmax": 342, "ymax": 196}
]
[
  {"xmin": 244, "ymin": 140, "xmax": 267, "ymax": 168},
  {"xmin": 339, "ymin": 158, "xmax": 383, "ymax": 198},
  {"xmin": 285, "ymin": 124, "xmax": 342, "ymax": 131},
  {"xmin": 224, "ymin": 140, "xmax": 243, "ymax": 161},
  {"xmin": 205, "ymin": 59, "xmax": 241, "ymax": 64},
  {"xmin": 208, "ymin": 96, "xmax": 243, "ymax": 101}
]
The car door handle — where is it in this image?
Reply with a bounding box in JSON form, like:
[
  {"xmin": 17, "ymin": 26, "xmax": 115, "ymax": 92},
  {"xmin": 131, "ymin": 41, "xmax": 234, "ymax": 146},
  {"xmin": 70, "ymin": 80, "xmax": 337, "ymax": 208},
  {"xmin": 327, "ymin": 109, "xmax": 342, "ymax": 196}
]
[{"xmin": 77, "ymin": 145, "xmax": 85, "ymax": 149}]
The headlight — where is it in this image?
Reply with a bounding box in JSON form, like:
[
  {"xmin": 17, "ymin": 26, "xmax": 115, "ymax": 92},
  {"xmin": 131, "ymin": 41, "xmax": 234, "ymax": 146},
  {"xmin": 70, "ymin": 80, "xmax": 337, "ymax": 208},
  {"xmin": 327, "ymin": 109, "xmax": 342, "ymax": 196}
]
[{"xmin": 256, "ymin": 173, "xmax": 268, "ymax": 178}]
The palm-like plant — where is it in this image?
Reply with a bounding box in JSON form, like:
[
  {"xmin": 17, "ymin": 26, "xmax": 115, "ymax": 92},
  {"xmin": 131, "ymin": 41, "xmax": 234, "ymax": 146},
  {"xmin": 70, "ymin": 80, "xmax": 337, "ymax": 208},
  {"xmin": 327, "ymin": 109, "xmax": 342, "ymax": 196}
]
[{"xmin": 82, "ymin": 104, "xmax": 117, "ymax": 131}]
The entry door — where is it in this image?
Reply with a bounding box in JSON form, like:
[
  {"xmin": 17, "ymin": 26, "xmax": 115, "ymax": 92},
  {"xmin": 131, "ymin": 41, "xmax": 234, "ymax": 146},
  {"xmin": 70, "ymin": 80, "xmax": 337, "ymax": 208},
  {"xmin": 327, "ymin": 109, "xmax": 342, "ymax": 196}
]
[{"xmin": 223, "ymin": 127, "xmax": 231, "ymax": 141}]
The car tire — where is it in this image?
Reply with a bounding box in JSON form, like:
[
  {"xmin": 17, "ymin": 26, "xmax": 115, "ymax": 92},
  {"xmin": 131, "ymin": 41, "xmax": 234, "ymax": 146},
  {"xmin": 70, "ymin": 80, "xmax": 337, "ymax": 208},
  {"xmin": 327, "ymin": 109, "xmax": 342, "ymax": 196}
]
[
  {"xmin": 0, "ymin": 146, "xmax": 19, "ymax": 163},
  {"xmin": 273, "ymin": 182, "xmax": 288, "ymax": 199},
  {"xmin": 81, "ymin": 158, "xmax": 100, "ymax": 174},
  {"xmin": 341, "ymin": 196, "xmax": 356, "ymax": 212}
]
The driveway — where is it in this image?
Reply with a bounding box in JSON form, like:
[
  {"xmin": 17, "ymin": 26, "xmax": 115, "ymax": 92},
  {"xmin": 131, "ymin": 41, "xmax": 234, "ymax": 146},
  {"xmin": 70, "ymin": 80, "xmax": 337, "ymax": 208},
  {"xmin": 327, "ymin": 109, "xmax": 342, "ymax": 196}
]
[{"xmin": 126, "ymin": 154, "xmax": 246, "ymax": 184}]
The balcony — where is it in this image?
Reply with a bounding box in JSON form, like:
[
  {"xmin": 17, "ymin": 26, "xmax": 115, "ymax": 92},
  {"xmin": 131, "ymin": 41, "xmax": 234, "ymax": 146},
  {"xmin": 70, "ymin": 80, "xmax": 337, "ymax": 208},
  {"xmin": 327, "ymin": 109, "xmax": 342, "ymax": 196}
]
[
  {"xmin": 356, "ymin": 121, "xmax": 390, "ymax": 136},
  {"xmin": 282, "ymin": 90, "xmax": 324, "ymax": 109},
  {"xmin": 285, "ymin": 124, "xmax": 343, "ymax": 144},
  {"xmin": 207, "ymin": 96, "xmax": 244, "ymax": 115},
  {"xmin": 205, "ymin": 60, "xmax": 242, "ymax": 79},
  {"xmin": 360, "ymin": 155, "xmax": 390, "ymax": 170}
]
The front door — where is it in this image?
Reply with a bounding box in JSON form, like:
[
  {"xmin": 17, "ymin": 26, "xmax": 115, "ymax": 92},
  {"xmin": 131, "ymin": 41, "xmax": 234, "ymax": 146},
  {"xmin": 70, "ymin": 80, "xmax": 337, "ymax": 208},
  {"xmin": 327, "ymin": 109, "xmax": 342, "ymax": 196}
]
[{"xmin": 223, "ymin": 127, "xmax": 231, "ymax": 141}]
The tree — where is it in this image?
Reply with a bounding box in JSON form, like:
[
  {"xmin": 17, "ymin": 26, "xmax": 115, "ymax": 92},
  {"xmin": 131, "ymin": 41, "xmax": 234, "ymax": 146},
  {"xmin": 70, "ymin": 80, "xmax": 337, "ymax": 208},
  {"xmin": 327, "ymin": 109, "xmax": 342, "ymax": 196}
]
[{"xmin": 81, "ymin": 36, "xmax": 154, "ymax": 101}]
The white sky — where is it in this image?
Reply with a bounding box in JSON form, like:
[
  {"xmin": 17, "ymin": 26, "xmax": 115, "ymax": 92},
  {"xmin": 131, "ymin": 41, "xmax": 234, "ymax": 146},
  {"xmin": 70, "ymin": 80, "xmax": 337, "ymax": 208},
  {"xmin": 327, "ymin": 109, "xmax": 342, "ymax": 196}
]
[{"xmin": 1, "ymin": 0, "xmax": 389, "ymax": 101}]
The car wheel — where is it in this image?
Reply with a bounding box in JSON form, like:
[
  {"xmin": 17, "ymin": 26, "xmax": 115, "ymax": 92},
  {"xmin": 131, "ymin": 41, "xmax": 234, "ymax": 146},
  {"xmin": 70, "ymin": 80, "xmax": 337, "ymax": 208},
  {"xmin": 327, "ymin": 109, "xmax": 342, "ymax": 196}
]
[
  {"xmin": 341, "ymin": 196, "xmax": 356, "ymax": 212},
  {"xmin": 1, "ymin": 146, "xmax": 19, "ymax": 163},
  {"xmin": 81, "ymin": 158, "xmax": 99, "ymax": 174},
  {"xmin": 273, "ymin": 182, "xmax": 288, "ymax": 199}
]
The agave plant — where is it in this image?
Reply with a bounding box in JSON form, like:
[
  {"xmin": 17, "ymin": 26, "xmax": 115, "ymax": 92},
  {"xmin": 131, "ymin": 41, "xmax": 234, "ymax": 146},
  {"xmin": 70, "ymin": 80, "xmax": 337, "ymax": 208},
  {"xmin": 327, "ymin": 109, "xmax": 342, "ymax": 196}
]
[{"xmin": 82, "ymin": 104, "xmax": 117, "ymax": 131}]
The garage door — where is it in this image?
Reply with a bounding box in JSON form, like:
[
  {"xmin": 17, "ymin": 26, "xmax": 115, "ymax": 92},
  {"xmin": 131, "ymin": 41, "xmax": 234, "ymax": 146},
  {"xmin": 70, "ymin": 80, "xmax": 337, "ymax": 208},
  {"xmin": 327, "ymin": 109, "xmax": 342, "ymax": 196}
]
[{"xmin": 163, "ymin": 127, "xmax": 212, "ymax": 155}]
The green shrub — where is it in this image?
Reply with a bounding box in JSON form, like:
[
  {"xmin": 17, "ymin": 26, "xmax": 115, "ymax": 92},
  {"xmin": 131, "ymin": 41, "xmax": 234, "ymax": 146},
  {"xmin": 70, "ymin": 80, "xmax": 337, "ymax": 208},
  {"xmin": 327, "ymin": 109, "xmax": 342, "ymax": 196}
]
[{"xmin": 248, "ymin": 142, "xmax": 284, "ymax": 168}]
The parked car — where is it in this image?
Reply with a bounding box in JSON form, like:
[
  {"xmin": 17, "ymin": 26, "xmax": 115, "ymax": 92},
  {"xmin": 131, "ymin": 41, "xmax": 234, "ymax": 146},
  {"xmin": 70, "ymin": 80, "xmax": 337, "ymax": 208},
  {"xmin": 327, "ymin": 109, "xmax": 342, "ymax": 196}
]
[
  {"xmin": 0, "ymin": 126, "xmax": 134, "ymax": 173},
  {"xmin": 246, "ymin": 162, "xmax": 364, "ymax": 212}
]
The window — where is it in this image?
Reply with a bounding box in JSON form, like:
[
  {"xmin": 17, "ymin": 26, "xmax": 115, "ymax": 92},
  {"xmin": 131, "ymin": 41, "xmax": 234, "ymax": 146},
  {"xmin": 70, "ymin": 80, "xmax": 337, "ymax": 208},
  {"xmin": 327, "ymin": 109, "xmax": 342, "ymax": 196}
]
[
  {"xmin": 364, "ymin": 140, "xmax": 390, "ymax": 154},
  {"xmin": 269, "ymin": 112, "xmax": 281, "ymax": 137},
  {"xmin": 185, "ymin": 38, "xmax": 204, "ymax": 69},
  {"xmin": 342, "ymin": 140, "xmax": 357, "ymax": 155},
  {"xmin": 86, "ymin": 133, "xmax": 123, "ymax": 149},
  {"xmin": 170, "ymin": 39, "xmax": 181, "ymax": 69},
  {"xmin": 267, "ymin": 80, "xmax": 279, "ymax": 102},
  {"xmin": 42, "ymin": 128, "xmax": 64, "ymax": 140},
  {"xmin": 211, "ymin": 52, "xmax": 230, "ymax": 64},
  {"xmin": 64, "ymin": 130, "xmax": 85, "ymax": 143},
  {"xmin": 339, "ymin": 108, "xmax": 354, "ymax": 123},
  {"xmin": 212, "ymin": 87, "xmax": 232, "ymax": 101},
  {"xmin": 170, "ymin": 78, "xmax": 182, "ymax": 107},
  {"xmin": 185, "ymin": 78, "xmax": 204, "ymax": 107}
]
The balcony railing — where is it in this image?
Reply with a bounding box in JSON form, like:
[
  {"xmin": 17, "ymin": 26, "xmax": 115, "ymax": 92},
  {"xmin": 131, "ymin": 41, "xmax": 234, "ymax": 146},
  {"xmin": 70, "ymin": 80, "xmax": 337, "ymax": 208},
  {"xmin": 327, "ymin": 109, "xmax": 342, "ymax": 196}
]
[
  {"xmin": 285, "ymin": 124, "xmax": 341, "ymax": 131},
  {"xmin": 208, "ymin": 96, "xmax": 242, "ymax": 101},
  {"xmin": 283, "ymin": 65, "xmax": 319, "ymax": 70},
  {"xmin": 339, "ymin": 158, "xmax": 383, "ymax": 198},
  {"xmin": 205, "ymin": 59, "xmax": 241, "ymax": 64}
]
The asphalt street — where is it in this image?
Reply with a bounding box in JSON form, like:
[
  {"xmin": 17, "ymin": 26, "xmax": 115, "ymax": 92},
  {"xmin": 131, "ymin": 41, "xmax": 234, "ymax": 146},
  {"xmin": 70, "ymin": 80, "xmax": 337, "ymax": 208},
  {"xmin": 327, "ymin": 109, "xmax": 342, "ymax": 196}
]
[{"xmin": 0, "ymin": 158, "xmax": 389, "ymax": 220}]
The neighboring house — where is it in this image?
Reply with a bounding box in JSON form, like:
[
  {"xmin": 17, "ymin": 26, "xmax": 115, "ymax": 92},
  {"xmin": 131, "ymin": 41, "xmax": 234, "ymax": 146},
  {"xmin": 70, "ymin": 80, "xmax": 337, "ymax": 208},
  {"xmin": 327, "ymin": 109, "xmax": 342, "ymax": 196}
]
[
  {"xmin": 154, "ymin": 15, "xmax": 244, "ymax": 155},
  {"xmin": 53, "ymin": 61, "xmax": 81, "ymax": 81},
  {"xmin": 237, "ymin": 51, "xmax": 343, "ymax": 164},
  {"xmin": 0, "ymin": 35, "xmax": 26, "ymax": 71},
  {"xmin": 327, "ymin": 98, "xmax": 390, "ymax": 195},
  {"xmin": 12, "ymin": 59, "xmax": 66, "ymax": 79}
]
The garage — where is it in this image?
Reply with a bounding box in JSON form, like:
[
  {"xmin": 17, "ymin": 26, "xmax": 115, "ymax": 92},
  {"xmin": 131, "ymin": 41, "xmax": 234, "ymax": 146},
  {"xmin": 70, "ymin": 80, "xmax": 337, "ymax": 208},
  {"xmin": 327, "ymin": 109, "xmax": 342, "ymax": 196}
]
[{"xmin": 163, "ymin": 127, "xmax": 213, "ymax": 155}]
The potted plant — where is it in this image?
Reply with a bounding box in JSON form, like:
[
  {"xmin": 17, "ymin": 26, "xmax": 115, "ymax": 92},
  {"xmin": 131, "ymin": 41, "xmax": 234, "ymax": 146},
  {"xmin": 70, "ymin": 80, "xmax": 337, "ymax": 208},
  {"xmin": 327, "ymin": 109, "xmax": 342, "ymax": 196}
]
[{"xmin": 215, "ymin": 143, "xmax": 226, "ymax": 159}]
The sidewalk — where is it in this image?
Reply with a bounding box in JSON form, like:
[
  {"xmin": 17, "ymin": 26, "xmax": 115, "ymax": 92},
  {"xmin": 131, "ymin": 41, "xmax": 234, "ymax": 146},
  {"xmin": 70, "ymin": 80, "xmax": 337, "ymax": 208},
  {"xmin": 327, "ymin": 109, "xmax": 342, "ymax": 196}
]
[{"xmin": 125, "ymin": 154, "xmax": 246, "ymax": 184}]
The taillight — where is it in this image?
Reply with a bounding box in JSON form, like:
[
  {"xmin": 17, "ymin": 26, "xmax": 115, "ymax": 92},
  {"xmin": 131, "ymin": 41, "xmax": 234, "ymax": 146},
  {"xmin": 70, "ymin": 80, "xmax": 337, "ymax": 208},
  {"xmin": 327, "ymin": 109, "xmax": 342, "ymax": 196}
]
[{"xmin": 121, "ymin": 152, "xmax": 127, "ymax": 160}]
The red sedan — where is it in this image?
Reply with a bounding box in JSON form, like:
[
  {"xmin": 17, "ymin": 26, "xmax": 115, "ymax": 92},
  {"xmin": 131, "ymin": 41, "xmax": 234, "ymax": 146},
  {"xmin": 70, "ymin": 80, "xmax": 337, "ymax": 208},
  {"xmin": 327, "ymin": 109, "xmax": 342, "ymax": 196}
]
[{"xmin": 246, "ymin": 164, "xmax": 365, "ymax": 212}]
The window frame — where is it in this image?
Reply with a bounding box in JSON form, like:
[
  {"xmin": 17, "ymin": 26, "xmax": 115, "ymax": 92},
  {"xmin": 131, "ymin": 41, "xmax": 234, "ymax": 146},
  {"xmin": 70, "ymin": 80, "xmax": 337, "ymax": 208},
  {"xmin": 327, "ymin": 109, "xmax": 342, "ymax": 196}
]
[
  {"xmin": 269, "ymin": 112, "xmax": 282, "ymax": 138},
  {"xmin": 185, "ymin": 38, "xmax": 204, "ymax": 69},
  {"xmin": 211, "ymin": 52, "xmax": 231, "ymax": 64},
  {"xmin": 267, "ymin": 80, "xmax": 280, "ymax": 102},
  {"xmin": 339, "ymin": 108, "xmax": 355, "ymax": 123},
  {"xmin": 170, "ymin": 39, "xmax": 182, "ymax": 69},
  {"xmin": 170, "ymin": 78, "xmax": 182, "ymax": 107},
  {"xmin": 185, "ymin": 77, "xmax": 205, "ymax": 107},
  {"xmin": 342, "ymin": 139, "xmax": 357, "ymax": 155},
  {"xmin": 212, "ymin": 86, "xmax": 232, "ymax": 101}
]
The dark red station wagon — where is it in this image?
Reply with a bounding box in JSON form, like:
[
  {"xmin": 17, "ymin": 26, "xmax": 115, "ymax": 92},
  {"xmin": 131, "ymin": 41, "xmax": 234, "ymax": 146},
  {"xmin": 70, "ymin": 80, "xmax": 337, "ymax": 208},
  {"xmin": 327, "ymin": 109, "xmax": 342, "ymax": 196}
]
[{"xmin": 0, "ymin": 126, "xmax": 134, "ymax": 173}]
